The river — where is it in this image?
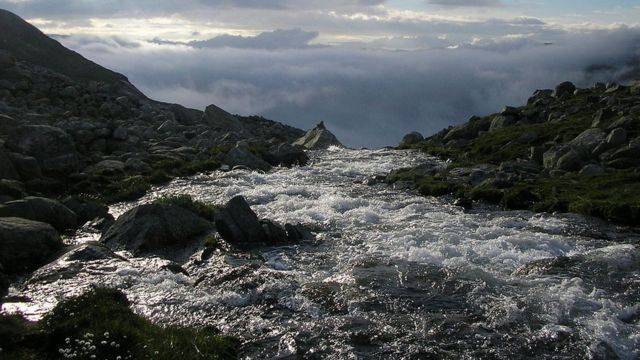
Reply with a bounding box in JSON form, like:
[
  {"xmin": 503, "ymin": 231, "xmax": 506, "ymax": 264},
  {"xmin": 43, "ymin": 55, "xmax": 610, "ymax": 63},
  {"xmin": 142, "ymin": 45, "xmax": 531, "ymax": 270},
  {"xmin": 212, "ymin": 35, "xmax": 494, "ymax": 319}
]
[{"xmin": 4, "ymin": 147, "xmax": 640, "ymax": 359}]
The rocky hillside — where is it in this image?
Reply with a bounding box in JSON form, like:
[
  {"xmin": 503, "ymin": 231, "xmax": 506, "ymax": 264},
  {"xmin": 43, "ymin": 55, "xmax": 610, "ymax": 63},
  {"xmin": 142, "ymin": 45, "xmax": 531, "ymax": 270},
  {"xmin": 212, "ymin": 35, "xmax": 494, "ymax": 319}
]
[
  {"xmin": 392, "ymin": 81, "xmax": 640, "ymax": 225},
  {"xmin": 0, "ymin": 9, "xmax": 311, "ymax": 206}
]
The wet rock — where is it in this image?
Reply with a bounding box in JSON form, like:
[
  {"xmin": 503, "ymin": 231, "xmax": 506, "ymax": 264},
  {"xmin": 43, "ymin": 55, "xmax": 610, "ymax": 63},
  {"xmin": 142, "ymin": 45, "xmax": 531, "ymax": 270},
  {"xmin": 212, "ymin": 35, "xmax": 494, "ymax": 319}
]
[
  {"xmin": 224, "ymin": 146, "xmax": 271, "ymax": 171},
  {"xmin": 28, "ymin": 242, "xmax": 124, "ymax": 284},
  {"xmin": 454, "ymin": 197, "xmax": 473, "ymax": 210},
  {"xmin": 160, "ymin": 262, "xmax": 189, "ymax": 276},
  {"xmin": 0, "ymin": 262, "xmax": 8, "ymax": 297},
  {"xmin": 0, "ymin": 217, "xmax": 62, "ymax": 274},
  {"xmin": 266, "ymin": 143, "xmax": 308, "ymax": 167},
  {"xmin": 214, "ymin": 195, "xmax": 268, "ymax": 245},
  {"xmin": 293, "ymin": 121, "xmax": 343, "ymax": 149},
  {"xmin": 261, "ymin": 219, "xmax": 289, "ymax": 244},
  {"xmin": 399, "ymin": 131, "xmax": 424, "ymax": 147},
  {"xmin": 284, "ymin": 223, "xmax": 314, "ymax": 242},
  {"xmin": 0, "ymin": 196, "xmax": 77, "ymax": 232},
  {"xmin": 5, "ymin": 125, "xmax": 80, "ymax": 173},
  {"xmin": 553, "ymin": 81, "xmax": 576, "ymax": 98},
  {"xmin": 61, "ymin": 196, "xmax": 110, "ymax": 225},
  {"xmin": 102, "ymin": 204, "xmax": 212, "ymax": 258}
]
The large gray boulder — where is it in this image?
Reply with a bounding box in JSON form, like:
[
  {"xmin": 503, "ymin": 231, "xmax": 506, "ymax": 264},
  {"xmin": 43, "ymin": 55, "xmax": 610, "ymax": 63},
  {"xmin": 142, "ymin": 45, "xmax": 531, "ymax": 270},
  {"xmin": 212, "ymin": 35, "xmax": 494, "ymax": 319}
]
[
  {"xmin": 101, "ymin": 204, "xmax": 212, "ymax": 257},
  {"xmin": 0, "ymin": 196, "xmax": 77, "ymax": 232},
  {"xmin": 224, "ymin": 146, "xmax": 272, "ymax": 171},
  {"xmin": 203, "ymin": 104, "xmax": 245, "ymax": 133},
  {"xmin": 0, "ymin": 217, "xmax": 62, "ymax": 274},
  {"xmin": 293, "ymin": 121, "xmax": 343, "ymax": 150},
  {"xmin": 5, "ymin": 125, "xmax": 80, "ymax": 173},
  {"xmin": 399, "ymin": 131, "xmax": 424, "ymax": 147},
  {"xmin": 6, "ymin": 152, "xmax": 42, "ymax": 179},
  {"xmin": 214, "ymin": 196, "xmax": 268, "ymax": 245},
  {"xmin": 570, "ymin": 128, "xmax": 605, "ymax": 156}
]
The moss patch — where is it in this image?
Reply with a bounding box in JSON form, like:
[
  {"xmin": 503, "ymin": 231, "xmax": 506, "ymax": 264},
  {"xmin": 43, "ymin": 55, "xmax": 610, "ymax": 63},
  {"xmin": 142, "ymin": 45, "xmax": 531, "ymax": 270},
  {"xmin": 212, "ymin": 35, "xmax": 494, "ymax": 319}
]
[
  {"xmin": 153, "ymin": 194, "xmax": 219, "ymax": 220},
  {"xmin": 0, "ymin": 288, "xmax": 238, "ymax": 360}
]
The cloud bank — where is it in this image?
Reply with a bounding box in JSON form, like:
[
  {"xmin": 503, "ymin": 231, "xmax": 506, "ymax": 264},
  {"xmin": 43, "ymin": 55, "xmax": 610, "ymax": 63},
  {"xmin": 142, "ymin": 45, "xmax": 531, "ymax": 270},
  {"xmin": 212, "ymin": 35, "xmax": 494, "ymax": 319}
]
[{"xmin": 55, "ymin": 26, "xmax": 640, "ymax": 148}]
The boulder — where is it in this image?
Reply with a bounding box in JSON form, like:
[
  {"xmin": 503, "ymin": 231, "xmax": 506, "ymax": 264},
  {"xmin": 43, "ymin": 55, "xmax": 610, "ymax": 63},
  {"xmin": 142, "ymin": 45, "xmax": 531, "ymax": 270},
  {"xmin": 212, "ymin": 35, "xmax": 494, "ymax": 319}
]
[
  {"xmin": 543, "ymin": 146, "xmax": 569, "ymax": 169},
  {"xmin": 203, "ymin": 104, "xmax": 245, "ymax": 133},
  {"xmin": 569, "ymin": 128, "xmax": 605, "ymax": 156},
  {"xmin": 6, "ymin": 152, "xmax": 42, "ymax": 179},
  {"xmin": 224, "ymin": 146, "xmax": 271, "ymax": 171},
  {"xmin": 214, "ymin": 195, "xmax": 268, "ymax": 245},
  {"xmin": 101, "ymin": 204, "xmax": 212, "ymax": 257},
  {"xmin": 399, "ymin": 131, "xmax": 424, "ymax": 147},
  {"xmin": 556, "ymin": 150, "xmax": 582, "ymax": 172},
  {"xmin": 489, "ymin": 115, "xmax": 517, "ymax": 132},
  {"xmin": 553, "ymin": 81, "xmax": 576, "ymax": 98},
  {"xmin": 261, "ymin": 219, "xmax": 288, "ymax": 244},
  {"xmin": 0, "ymin": 262, "xmax": 8, "ymax": 297},
  {"xmin": 112, "ymin": 126, "xmax": 128, "ymax": 140},
  {"xmin": 284, "ymin": 223, "xmax": 314, "ymax": 242},
  {"xmin": 606, "ymin": 128, "xmax": 627, "ymax": 148},
  {"xmin": 125, "ymin": 158, "xmax": 151, "ymax": 172},
  {"xmin": 266, "ymin": 143, "xmax": 309, "ymax": 167},
  {"xmin": 578, "ymin": 164, "xmax": 605, "ymax": 177},
  {"xmin": 61, "ymin": 196, "xmax": 111, "ymax": 225},
  {"xmin": 0, "ymin": 179, "xmax": 26, "ymax": 202},
  {"xmin": 0, "ymin": 217, "xmax": 62, "ymax": 274},
  {"xmin": 0, "ymin": 196, "xmax": 78, "ymax": 232},
  {"xmin": 27, "ymin": 242, "xmax": 123, "ymax": 284},
  {"xmin": 5, "ymin": 125, "xmax": 80, "ymax": 173},
  {"xmin": 84, "ymin": 159, "xmax": 126, "ymax": 176},
  {"xmin": 0, "ymin": 147, "xmax": 19, "ymax": 180},
  {"xmin": 293, "ymin": 121, "xmax": 343, "ymax": 150}
]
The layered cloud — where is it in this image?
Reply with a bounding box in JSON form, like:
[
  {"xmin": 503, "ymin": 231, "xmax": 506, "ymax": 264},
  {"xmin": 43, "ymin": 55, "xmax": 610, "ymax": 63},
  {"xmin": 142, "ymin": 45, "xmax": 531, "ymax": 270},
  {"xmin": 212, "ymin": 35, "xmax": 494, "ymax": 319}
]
[{"xmin": 54, "ymin": 26, "xmax": 640, "ymax": 148}]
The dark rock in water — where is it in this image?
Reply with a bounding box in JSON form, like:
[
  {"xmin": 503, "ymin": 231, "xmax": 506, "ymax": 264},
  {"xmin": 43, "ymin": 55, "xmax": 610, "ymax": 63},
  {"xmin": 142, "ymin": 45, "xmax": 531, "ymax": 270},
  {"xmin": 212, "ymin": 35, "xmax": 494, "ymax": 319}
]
[
  {"xmin": 0, "ymin": 262, "xmax": 9, "ymax": 297},
  {"xmin": 453, "ymin": 197, "xmax": 473, "ymax": 210},
  {"xmin": 266, "ymin": 143, "xmax": 309, "ymax": 167},
  {"xmin": 0, "ymin": 217, "xmax": 62, "ymax": 274},
  {"xmin": 284, "ymin": 223, "xmax": 314, "ymax": 242},
  {"xmin": 399, "ymin": 132, "xmax": 424, "ymax": 147},
  {"xmin": 224, "ymin": 146, "xmax": 271, "ymax": 171},
  {"xmin": 27, "ymin": 242, "xmax": 124, "ymax": 284},
  {"xmin": 62, "ymin": 196, "xmax": 111, "ymax": 226},
  {"xmin": 293, "ymin": 121, "xmax": 343, "ymax": 149},
  {"xmin": 261, "ymin": 219, "xmax": 289, "ymax": 244},
  {"xmin": 214, "ymin": 195, "xmax": 268, "ymax": 245},
  {"xmin": 82, "ymin": 216, "xmax": 115, "ymax": 234},
  {"xmin": 5, "ymin": 125, "xmax": 80, "ymax": 173},
  {"xmin": 0, "ymin": 196, "xmax": 77, "ymax": 232},
  {"xmin": 553, "ymin": 81, "xmax": 576, "ymax": 98},
  {"xmin": 160, "ymin": 262, "xmax": 189, "ymax": 276},
  {"xmin": 101, "ymin": 204, "xmax": 212, "ymax": 257}
]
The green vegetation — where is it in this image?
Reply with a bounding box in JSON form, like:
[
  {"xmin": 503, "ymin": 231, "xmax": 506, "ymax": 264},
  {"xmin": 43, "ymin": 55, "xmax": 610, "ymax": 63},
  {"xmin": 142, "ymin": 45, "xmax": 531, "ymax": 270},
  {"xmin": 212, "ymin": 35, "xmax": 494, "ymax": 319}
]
[
  {"xmin": 153, "ymin": 194, "xmax": 219, "ymax": 220},
  {"xmin": 0, "ymin": 288, "xmax": 238, "ymax": 359}
]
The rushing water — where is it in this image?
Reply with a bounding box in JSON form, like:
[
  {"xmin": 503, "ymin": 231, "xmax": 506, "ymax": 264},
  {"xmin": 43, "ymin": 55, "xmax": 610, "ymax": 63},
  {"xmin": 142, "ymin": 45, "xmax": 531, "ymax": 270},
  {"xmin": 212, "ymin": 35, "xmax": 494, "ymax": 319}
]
[{"xmin": 4, "ymin": 147, "xmax": 640, "ymax": 359}]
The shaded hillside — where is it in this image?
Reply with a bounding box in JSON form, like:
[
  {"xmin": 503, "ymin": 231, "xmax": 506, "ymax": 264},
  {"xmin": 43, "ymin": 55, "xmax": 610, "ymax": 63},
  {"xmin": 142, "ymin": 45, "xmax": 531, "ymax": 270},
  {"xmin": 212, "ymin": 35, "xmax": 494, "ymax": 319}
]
[
  {"xmin": 0, "ymin": 9, "xmax": 136, "ymax": 89},
  {"xmin": 392, "ymin": 81, "xmax": 640, "ymax": 225}
]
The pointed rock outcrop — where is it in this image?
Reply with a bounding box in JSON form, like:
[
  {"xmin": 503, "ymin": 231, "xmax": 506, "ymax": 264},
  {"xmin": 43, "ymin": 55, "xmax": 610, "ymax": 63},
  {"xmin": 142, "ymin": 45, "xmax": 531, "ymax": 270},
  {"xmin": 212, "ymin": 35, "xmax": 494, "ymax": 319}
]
[{"xmin": 293, "ymin": 121, "xmax": 343, "ymax": 149}]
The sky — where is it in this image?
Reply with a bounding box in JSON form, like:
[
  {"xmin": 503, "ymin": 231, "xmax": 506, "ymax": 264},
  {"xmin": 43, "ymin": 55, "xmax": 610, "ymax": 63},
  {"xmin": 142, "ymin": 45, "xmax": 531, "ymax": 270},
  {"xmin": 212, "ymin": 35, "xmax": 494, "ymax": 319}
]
[{"xmin": 1, "ymin": 1, "xmax": 640, "ymax": 147}]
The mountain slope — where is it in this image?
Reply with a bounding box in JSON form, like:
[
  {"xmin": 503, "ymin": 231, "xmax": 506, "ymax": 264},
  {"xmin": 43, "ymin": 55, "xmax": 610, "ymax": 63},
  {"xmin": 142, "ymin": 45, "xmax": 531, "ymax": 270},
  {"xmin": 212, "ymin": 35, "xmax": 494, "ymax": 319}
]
[{"xmin": 0, "ymin": 9, "xmax": 135, "ymax": 87}]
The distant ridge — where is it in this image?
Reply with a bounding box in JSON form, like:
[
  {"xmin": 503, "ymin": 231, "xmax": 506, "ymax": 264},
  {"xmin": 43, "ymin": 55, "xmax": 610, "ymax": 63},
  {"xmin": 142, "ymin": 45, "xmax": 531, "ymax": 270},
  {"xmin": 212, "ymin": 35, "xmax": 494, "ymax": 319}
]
[{"xmin": 0, "ymin": 8, "xmax": 140, "ymax": 92}]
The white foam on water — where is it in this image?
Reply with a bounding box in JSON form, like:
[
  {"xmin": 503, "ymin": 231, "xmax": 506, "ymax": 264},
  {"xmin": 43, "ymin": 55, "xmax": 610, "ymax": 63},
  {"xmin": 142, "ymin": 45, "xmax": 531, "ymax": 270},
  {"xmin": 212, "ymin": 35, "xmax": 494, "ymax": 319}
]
[{"xmin": 9, "ymin": 147, "xmax": 640, "ymax": 359}]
